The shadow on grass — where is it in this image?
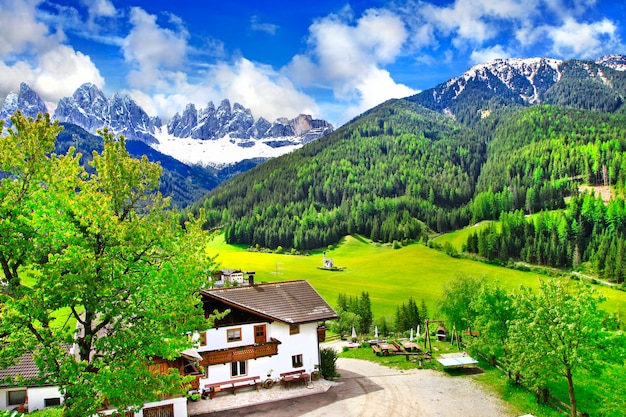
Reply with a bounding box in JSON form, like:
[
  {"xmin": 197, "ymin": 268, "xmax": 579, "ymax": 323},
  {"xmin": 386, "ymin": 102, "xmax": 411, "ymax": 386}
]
[{"xmin": 444, "ymin": 366, "xmax": 485, "ymax": 376}]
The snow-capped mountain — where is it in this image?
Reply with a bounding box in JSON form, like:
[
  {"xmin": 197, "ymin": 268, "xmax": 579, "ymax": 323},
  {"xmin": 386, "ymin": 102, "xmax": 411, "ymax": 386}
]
[
  {"xmin": 0, "ymin": 82, "xmax": 49, "ymax": 126},
  {"xmin": 1, "ymin": 83, "xmax": 333, "ymax": 168},
  {"xmin": 157, "ymin": 99, "xmax": 333, "ymax": 166},
  {"xmin": 596, "ymin": 54, "xmax": 626, "ymax": 71},
  {"xmin": 409, "ymin": 55, "xmax": 626, "ymax": 116},
  {"xmin": 55, "ymin": 83, "xmax": 161, "ymax": 144}
]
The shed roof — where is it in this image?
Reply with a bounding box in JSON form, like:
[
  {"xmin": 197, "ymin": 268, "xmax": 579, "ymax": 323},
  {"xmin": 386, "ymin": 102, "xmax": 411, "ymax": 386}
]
[{"xmin": 201, "ymin": 280, "xmax": 338, "ymax": 324}]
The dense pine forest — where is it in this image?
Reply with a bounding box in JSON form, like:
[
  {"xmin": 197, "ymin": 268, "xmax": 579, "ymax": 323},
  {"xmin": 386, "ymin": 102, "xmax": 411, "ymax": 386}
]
[{"xmin": 189, "ymin": 100, "xmax": 487, "ymax": 248}]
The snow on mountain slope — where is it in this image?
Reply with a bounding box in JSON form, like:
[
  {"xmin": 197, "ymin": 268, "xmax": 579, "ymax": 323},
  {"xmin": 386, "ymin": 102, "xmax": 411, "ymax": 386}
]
[{"xmin": 152, "ymin": 129, "xmax": 302, "ymax": 167}]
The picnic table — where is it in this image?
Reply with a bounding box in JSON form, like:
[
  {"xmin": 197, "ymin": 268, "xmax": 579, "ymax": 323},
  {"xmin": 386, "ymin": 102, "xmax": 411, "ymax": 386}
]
[
  {"xmin": 377, "ymin": 342, "xmax": 399, "ymax": 356},
  {"xmin": 402, "ymin": 341, "xmax": 421, "ymax": 351}
]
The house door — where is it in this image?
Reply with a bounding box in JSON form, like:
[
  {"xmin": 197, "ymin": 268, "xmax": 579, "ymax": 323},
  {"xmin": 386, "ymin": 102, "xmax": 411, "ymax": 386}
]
[
  {"xmin": 254, "ymin": 324, "xmax": 266, "ymax": 344},
  {"xmin": 143, "ymin": 404, "xmax": 174, "ymax": 417}
]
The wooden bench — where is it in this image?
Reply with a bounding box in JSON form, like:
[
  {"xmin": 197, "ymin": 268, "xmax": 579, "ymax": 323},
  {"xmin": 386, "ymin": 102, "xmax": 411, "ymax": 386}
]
[
  {"xmin": 203, "ymin": 375, "xmax": 260, "ymax": 399},
  {"xmin": 372, "ymin": 345, "xmax": 381, "ymax": 355},
  {"xmin": 280, "ymin": 369, "xmax": 310, "ymax": 389}
]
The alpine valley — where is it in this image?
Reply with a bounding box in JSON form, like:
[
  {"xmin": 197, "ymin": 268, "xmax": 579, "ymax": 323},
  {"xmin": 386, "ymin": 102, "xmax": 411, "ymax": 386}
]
[
  {"xmin": 3, "ymin": 55, "xmax": 626, "ymax": 278},
  {"xmin": 185, "ymin": 54, "xmax": 626, "ymax": 283}
]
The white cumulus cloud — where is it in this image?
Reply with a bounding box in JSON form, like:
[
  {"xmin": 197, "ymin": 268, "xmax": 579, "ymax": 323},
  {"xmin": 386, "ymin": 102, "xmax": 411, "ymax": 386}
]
[
  {"xmin": 123, "ymin": 7, "xmax": 189, "ymax": 89},
  {"xmin": 0, "ymin": 0, "xmax": 104, "ymax": 104},
  {"xmin": 543, "ymin": 17, "xmax": 621, "ymax": 58},
  {"xmin": 285, "ymin": 7, "xmax": 417, "ymax": 124}
]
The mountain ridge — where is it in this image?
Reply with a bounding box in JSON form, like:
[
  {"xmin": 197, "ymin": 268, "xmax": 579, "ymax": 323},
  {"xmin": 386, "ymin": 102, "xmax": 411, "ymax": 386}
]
[
  {"xmin": 407, "ymin": 55, "xmax": 626, "ymax": 125},
  {"xmin": 1, "ymin": 82, "xmax": 334, "ymax": 168}
]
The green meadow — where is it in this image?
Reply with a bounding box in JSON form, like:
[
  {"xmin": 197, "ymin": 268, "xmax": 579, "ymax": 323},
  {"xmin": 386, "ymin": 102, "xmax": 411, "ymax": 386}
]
[
  {"xmin": 206, "ymin": 233, "xmax": 626, "ymax": 319},
  {"xmin": 432, "ymin": 220, "xmax": 493, "ymax": 251}
]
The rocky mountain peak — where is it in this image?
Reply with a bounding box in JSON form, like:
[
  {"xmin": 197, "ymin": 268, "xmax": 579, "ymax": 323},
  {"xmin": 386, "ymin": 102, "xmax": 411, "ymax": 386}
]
[
  {"xmin": 596, "ymin": 54, "xmax": 626, "ymax": 71},
  {"xmin": 55, "ymin": 83, "xmax": 159, "ymax": 144},
  {"xmin": 0, "ymin": 82, "xmax": 48, "ymax": 124}
]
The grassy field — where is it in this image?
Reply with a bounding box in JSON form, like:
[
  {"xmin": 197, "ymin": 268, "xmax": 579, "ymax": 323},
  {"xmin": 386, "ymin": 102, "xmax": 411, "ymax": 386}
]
[
  {"xmin": 431, "ymin": 220, "xmax": 493, "ymax": 251},
  {"xmin": 206, "ymin": 233, "xmax": 626, "ymax": 318}
]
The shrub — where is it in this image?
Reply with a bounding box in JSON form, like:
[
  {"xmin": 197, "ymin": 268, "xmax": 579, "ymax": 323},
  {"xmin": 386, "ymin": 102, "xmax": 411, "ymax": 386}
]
[
  {"xmin": 26, "ymin": 408, "xmax": 62, "ymax": 417},
  {"xmin": 320, "ymin": 347, "xmax": 339, "ymax": 379}
]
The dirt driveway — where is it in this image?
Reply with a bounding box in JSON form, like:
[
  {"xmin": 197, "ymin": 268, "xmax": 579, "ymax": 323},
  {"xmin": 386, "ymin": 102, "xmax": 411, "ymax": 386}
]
[{"xmin": 201, "ymin": 357, "xmax": 515, "ymax": 417}]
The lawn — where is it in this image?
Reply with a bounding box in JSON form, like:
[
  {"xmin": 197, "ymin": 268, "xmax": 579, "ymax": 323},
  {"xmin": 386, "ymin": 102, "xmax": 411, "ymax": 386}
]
[{"xmin": 206, "ymin": 233, "xmax": 626, "ymax": 319}]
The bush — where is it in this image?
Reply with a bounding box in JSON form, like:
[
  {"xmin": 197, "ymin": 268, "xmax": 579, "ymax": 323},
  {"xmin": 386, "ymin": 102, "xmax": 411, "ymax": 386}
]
[
  {"xmin": 26, "ymin": 408, "xmax": 62, "ymax": 417},
  {"xmin": 0, "ymin": 411, "xmax": 24, "ymax": 417},
  {"xmin": 320, "ymin": 347, "xmax": 339, "ymax": 379}
]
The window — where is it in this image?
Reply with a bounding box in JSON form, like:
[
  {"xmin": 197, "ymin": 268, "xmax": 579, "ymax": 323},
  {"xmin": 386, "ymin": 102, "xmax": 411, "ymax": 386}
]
[
  {"xmin": 230, "ymin": 360, "xmax": 247, "ymax": 377},
  {"xmin": 8, "ymin": 390, "xmax": 26, "ymax": 406},
  {"xmin": 227, "ymin": 328, "xmax": 242, "ymax": 342},
  {"xmin": 183, "ymin": 358, "xmax": 202, "ymax": 375},
  {"xmin": 199, "ymin": 331, "xmax": 207, "ymax": 347},
  {"xmin": 292, "ymin": 354, "xmax": 303, "ymax": 368},
  {"xmin": 44, "ymin": 398, "xmax": 62, "ymax": 407},
  {"xmin": 289, "ymin": 324, "xmax": 300, "ymax": 335}
]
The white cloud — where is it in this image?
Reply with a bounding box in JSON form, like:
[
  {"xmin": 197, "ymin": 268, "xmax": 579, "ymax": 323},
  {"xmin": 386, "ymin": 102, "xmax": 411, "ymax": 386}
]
[
  {"xmin": 543, "ymin": 17, "xmax": 621, "ymax": 58},
  {"xmin": 416, "ymin": 0, "xmax": 539, "ymax": 47},
  {"xmin": 470, "ymin": 45, "xmax": 512, "ymax": 64},
  {"xmin": 132, "ymin": 57, "xmax": 320, "ymax": 124},
  {"xmin": 285, "ymin": 7, "xmax": 417, "ymax": 124},
  {"xmin": 32, "ymin": 45, "xmax": 105, "ymax": 101},
  {"xmin": 250, "ymin": 16, "xmax": 279, "ymax": 35},
  {"xmin": 81, "ymin": 0, "xmax": 116, "ymax": 20},
  {"xmin": 0, "ymin": 0, "xmax": 53, "ymax": 56},
  {"xmin": 0, "ymin": 0, "xmax": 104, "ymax": 104},
  {"xmin": 123, "ymin": 7, "xmax": 189, "ymax": 89}
]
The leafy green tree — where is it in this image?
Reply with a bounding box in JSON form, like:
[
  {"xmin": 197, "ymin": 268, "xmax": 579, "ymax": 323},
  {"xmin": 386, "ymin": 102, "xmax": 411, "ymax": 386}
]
[
  {"xmin": 469, "ymin": 282, "xmax": 516, "ymax": 360},
  {"xmin": 506, "ymin": 279, "xmax": 622, "ymax": 417},
  {"xmin": 439, "ymin": 274, "xmax": 485, "ymax": 333},
  {"xmin": 0, "ymin": 113, "xmax": 217, "ymax": 416}
]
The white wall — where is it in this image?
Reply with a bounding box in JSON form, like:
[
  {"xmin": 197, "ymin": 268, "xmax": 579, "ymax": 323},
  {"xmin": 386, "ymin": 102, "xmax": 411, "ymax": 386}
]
[
  {"xmin": 0, "ymin": 386, "xmax": 63, "ymax": 413},
  {"xmin": 27, "ymin": 386, "xmax": 64, "ymax": 413},
  {"xmin": 99, "ymin": 396, "xmax": 187, "ymax": 417},
  {"xmin": 197, "ymin": 322, "xmax": 268, "ymax": 352},
  {"xmin": 198, "ymin": 321, "xmax": 321, "ymax": 390}
]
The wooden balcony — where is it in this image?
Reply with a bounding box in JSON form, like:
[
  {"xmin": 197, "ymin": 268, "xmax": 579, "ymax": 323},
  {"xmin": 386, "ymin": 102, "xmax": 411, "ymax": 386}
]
[{"xmin": 202, "ymin": 338, "xmax": 281, "ymax": 366}]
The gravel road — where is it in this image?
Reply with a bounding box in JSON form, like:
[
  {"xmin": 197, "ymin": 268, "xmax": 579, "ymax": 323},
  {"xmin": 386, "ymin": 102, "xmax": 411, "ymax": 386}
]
[{"xmin": 201, "ymin": 357, "xmax": 515, "ymax": 417}]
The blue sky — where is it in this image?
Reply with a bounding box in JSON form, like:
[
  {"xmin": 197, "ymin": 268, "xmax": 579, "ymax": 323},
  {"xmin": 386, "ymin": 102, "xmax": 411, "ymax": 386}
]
[{"xmin": 0, "ymin": 0, "xmax": 624, "ymax": 127}]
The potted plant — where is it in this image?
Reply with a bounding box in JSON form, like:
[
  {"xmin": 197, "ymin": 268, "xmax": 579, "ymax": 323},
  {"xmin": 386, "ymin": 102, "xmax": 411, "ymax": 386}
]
[{"xmin": 187, "ymin": 390, "xmax": 201, "ymax": 402}]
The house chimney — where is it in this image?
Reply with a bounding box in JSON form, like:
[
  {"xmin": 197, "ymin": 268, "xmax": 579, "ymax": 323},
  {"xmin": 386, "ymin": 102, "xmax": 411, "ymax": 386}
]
[{"xmin": 247, "ymin": 271, "xmax": 255, "ymax": 286}]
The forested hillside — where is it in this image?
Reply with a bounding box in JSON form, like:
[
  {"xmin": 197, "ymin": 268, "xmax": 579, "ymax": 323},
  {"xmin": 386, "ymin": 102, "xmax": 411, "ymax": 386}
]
[
  {"xmin": 191, "ymin": 99, "xmax": 626, "ymax": 263},
  {"xmin": 190, "ymin": 100, "xmax": 485, "ymax": 249}
]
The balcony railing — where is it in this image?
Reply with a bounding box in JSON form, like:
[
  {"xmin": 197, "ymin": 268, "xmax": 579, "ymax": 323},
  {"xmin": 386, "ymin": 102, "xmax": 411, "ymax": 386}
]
[{"xmin": 202, "ymin": 338, "xmax": 281, "ymax": 365}]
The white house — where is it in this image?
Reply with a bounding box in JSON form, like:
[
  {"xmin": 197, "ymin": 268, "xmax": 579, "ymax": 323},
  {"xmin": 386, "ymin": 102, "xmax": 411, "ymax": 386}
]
[
  {"xmin": 0, "ymin": 350, "xmax": 64, "ymax": 414},
  {"xmin": 192, "ymin": 279, "xmax": 338, "ymax": 394},
  {"xmin": 211, "ymin": 269, "xmax": 249, "ymax": 287},
  {"xmin": 1, "ymin": 279, "xmax": 337, "ymax": 415}
]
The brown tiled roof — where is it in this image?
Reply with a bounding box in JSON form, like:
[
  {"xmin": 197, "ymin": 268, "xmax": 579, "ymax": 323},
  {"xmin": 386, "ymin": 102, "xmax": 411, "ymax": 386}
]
[
  {"xmin": 201, "ymin": 280, "xmax": 338, "ymax": 324},
  {"xmin": 0, "ymin": 351, "xmax": 42, "ymax": 386}
]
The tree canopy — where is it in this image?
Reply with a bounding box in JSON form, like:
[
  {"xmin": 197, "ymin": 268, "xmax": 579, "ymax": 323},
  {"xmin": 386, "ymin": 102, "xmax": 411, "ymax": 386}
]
[
  {"xmin": 506, "ymin": 279, "xmax": 621, "ymax": 417},
  {"xmin": 0, "ymin": 112, "xmax": 216, "ymax": 416}
]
